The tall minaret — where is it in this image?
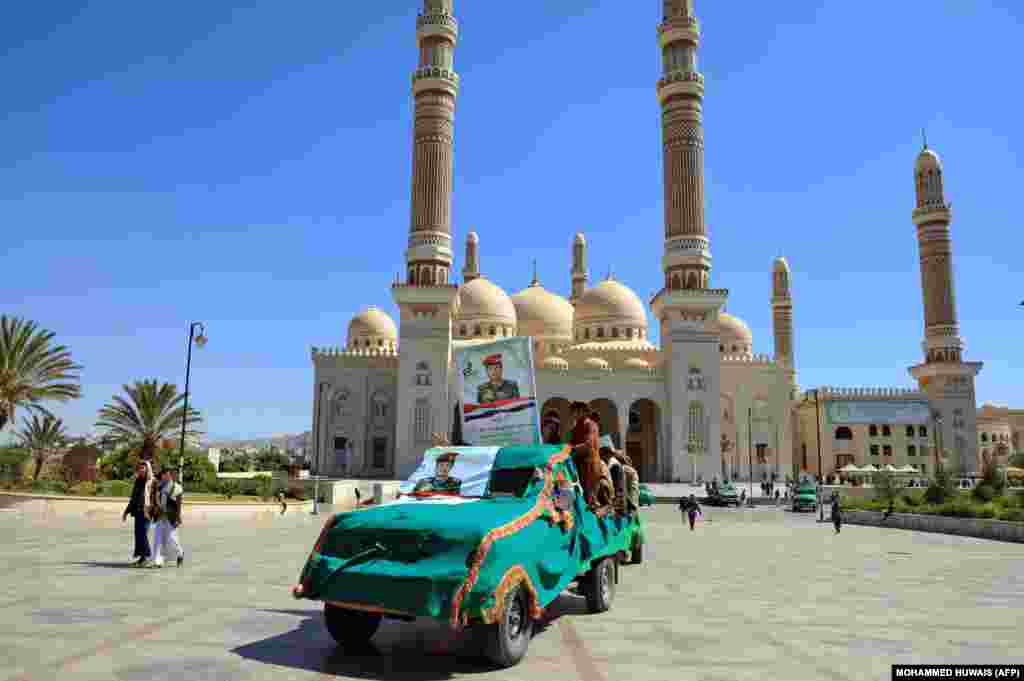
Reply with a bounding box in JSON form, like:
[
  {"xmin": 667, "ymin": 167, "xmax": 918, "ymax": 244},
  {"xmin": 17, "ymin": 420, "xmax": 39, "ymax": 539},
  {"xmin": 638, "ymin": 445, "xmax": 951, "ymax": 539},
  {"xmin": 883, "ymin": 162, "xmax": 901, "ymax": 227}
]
[
  {"xmin": 658, "ymin": 0, "xmax": 710, "ymax": 291},
  {"xmin": 570, "ymin": 232, "xmax": 587, "ymax": 306},
  {"xmin": 771, "ymin": 256, "xmax": 796, "ymax": 386},
  {"xmin": 462, "ymin": 231, "xmax": 479, "ymax": 282},
  {"xmin": 391, "ymin": 0, "xmax": 462, "ymax": 477},
  {"xmin": 908, "ymin": 142, "xmax": 983, "ymax": 474},
  {"xmin": 650, "ymin": 0, "xmax": 728, "ymax": 483}
]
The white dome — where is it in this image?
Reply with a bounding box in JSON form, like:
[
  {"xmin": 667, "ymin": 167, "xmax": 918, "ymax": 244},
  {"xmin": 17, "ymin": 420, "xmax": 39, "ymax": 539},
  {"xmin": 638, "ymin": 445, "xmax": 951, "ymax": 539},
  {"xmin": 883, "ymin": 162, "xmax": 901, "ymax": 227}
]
[
  {"xmin": 574, "ymin": 278, "xmax": 648, "ymax": 338},
  {"xmin": 511, "ymin": 282, "xmax": 574, "ymax": 340},
  {"xmin": 717, "ymin": 312, "xmax": 752, "ymax": 353},
  {"xmin": 347, "ymin": 307, "xmax": 397, "ymax": 349},
  {"xmin": 455, "ymin": 277, "xmax": 516, "ymax": 337}
]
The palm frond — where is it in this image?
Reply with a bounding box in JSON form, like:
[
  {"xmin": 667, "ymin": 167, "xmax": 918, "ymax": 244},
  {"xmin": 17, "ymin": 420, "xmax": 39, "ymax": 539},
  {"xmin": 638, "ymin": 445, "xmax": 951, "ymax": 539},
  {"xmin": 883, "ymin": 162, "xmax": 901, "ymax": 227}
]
[
  {"xmin": 0, "ymin": 316, "xmax": 82, "ymax": 431},
  {"xmin": 94, "ymin": 379, "xmax": 204, "ymax": 452}
]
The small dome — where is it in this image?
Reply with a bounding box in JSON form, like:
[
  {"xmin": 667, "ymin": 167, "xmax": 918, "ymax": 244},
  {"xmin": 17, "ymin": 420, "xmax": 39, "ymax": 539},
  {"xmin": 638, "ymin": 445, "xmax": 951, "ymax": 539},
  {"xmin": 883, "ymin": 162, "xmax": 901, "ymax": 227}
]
[
  {"xmin": 915, "ymin": 148, "xmax": 942, "ymax": 173},
  {"xmin": 773, "ymin": 256, "xmax": 790, "ymax": 273},
  {"xmin": 456, "ymin": 277, "xmax": 516, "ymax": 331},
  {"xmin": 542, "ymin": 356, "xmax": 569, "ymax": 370},
  {"xmin": 717, "ymin": 312, "xmax": 753, "ymax": 352},
  {"xmin": 583, "ymin": 357, "xmax": 610, "ymax": 370},
  {"xmin": 574, "ymin": 278, "xmax": 648, "ymax": 329},
  {"xmin": 623, "ymin": 358, "xmax": 650, "ymax": 370},
  {"xmin": 511, "ymin": 282, "xmax": 574, "ymax": 340},
  {"xmin": 347, "ymin": 307, "xmax": 397, "ymax": 348}
]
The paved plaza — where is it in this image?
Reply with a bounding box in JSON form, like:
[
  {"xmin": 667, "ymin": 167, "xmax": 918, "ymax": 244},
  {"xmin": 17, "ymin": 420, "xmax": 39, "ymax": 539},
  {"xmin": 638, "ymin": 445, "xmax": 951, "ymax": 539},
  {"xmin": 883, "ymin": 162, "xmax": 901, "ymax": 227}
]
[{"xmin": 2, "ymin": 504, "xmax": 1024, "ymax": 681}]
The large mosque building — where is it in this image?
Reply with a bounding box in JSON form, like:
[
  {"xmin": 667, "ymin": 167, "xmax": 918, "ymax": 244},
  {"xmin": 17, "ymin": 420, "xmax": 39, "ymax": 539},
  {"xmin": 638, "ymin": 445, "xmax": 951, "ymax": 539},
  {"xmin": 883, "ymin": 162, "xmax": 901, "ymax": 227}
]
[{"xmin": 310, "ymin": 0, "xmax": 1019, "ymax": 482}]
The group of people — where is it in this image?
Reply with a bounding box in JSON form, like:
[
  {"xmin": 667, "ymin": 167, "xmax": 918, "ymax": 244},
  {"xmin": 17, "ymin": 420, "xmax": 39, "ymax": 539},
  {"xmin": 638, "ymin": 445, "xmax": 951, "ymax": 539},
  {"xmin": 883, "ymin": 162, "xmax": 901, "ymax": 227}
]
[
  {"xmin": 122, "ymin": 461, "xmax": 186, "ymax": 568},
  {"xmin": 543, "ymin": 401, "xmax": 640, "ymax": 517}
]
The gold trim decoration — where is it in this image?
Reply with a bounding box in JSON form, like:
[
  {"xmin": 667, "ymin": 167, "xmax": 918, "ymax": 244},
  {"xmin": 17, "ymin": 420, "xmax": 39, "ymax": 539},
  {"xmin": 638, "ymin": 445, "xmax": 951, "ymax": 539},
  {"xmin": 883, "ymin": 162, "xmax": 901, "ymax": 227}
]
[
  {"xmin": 480, "ymin": 565, "xmax": 544, "ymax": 625},
  {"xmin": 449, "ymin": 445, "xmax": 571, "ymax": 627}
]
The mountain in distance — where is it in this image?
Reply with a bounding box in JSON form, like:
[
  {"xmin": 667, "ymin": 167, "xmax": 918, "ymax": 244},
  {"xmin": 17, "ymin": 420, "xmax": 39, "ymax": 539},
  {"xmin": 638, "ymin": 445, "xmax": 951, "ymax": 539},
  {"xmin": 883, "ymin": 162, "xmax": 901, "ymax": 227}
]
[{"xmin": 205, "ymin": 431, "xmax": 310, "ymax": 451}]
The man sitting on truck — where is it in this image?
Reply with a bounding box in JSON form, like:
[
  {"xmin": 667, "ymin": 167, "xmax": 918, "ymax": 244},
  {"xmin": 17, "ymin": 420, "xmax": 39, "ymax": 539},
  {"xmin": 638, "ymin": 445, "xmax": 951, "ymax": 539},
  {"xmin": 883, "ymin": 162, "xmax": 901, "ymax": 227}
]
[{"xmin": 569, "ymin": 401, "xmax": 613, "ymax": 512}]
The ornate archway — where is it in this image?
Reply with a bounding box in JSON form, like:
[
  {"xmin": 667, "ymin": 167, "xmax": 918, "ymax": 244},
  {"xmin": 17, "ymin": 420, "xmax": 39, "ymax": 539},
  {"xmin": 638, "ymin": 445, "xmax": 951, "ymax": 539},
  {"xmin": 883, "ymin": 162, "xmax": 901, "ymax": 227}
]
[{"xmin": 627, "ymin": 399, "xmax": 660, "ymax": 482}]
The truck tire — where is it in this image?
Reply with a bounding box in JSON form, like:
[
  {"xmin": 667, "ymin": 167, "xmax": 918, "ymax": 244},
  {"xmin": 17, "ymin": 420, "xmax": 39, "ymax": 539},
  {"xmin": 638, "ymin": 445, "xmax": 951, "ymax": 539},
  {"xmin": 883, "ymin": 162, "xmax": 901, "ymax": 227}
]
[
  {"xmin": 324, "ymin": 603, "xmax": 381, "ymax": 647},
  {"xmin": 584, "ymin": 557, "xmax": 616, "ymax": 613},
  {"xmin": 481, "ymin": 584, "xmax": 533, "ymax": 668}
]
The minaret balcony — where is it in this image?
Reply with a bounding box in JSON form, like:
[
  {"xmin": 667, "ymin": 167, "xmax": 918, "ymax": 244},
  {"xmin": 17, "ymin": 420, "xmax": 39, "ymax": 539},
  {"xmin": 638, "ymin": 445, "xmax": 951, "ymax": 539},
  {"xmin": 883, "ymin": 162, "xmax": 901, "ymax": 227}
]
[
  {"xmin": 911, "ymin": 203, "xmax": 952, "ymax": 226},
  {"xmin": 657, "ymin": 71, "xmax": 704, "ymax": 103},
  {"xmin": 417, "ymin": 13, "xmax": 458, "ymax": 44},
  {"xmin": 412, "ymin": 67, "xmax": 460, "ymax": 97},
  {"xmin": 658, "ymin": 22, "xmax": 700, "ymax": 49}
]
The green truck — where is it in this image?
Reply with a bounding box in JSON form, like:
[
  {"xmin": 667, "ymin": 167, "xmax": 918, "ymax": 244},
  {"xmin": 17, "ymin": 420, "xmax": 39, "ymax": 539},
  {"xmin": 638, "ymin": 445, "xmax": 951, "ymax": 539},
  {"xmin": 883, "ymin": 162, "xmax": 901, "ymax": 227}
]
[
  {"xmin": 292, "ymin": 444, "xmax": 645, "ymax": 668},
  {"xmin": 791, "ymin": 482, "xmax": 818, "ymax": 512},
  {"xmin": 707, "ymin": 480, "xmax": 741, "ymax": 507}
]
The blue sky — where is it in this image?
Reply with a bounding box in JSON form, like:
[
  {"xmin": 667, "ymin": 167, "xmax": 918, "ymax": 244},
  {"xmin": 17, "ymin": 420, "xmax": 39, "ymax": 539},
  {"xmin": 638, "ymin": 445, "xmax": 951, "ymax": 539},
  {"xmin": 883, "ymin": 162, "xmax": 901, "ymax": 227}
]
[{"xmin": 2, "ymin": 1, "xmax": 1021, "ymax": 441}]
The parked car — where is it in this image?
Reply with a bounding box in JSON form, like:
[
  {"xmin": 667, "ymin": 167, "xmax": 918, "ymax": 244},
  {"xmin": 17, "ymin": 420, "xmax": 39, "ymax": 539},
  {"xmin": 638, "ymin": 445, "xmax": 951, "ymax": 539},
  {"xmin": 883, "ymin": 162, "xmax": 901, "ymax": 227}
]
[
  {"xmin": 791, "ymin": 482, "xmax": 817, "ymax": 512},
  {"xmin": 707, "ymin": 480, "xmax": 741, "ymax": 507},
  {"xmin": 292, "ymin": 444, "xmax": 645, "ymax": 668},
  {"xmin": 638, "ymin": 483, "xmax": 655, "ymax": 507}
]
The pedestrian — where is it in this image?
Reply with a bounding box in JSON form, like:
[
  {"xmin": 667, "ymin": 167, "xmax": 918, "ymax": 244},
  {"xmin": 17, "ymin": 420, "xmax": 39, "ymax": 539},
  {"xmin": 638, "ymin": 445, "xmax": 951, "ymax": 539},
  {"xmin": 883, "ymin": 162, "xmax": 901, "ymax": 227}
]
[
  {"xmin": 123, "ymin": 461, "xmax": 155, "ymax": 567},
  {"xmin": 832, "ymin": 493, "xmax": 842, "ymax": 534},
  {"xmin": 685, "ymin": 494, "xmax": 702, "ymax": 530},
  {"xmin": 150, "ymin": 468, "xmax": 185, "ymax": 568},
  {"xmin": 774, "ymin": 489, "xmax": 780, "ymax": 504},
  {"xmin": 277, "ymin": 490, "xmax": 288, "ymax": 515},
  {"xmin": 740, "ymin": 489, "xmax": 746, "ymax": 505}
]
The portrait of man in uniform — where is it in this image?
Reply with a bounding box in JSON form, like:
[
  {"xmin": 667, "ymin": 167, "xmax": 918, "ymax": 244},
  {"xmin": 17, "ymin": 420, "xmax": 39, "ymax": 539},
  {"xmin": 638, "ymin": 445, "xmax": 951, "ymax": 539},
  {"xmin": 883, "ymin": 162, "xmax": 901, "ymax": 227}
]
[
  {"xmin": 413, "ymin": 451, "xmax": 463, "ymax": 495},
  {"xmin": 476, "ymin": 353, "xmax": 520, "ymax": 405}
]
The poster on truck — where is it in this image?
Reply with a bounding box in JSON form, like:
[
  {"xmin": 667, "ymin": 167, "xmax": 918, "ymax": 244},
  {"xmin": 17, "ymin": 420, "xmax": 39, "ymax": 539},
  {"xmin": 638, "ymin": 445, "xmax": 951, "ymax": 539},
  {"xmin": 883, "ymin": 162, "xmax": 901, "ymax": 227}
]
[
  {"xmin": 398, "ymin": 446, "xmax": 500, "ymax": 498},
  {"xmin": 454, "ymin": 337, "xmax": 541, "ymax": 448}
]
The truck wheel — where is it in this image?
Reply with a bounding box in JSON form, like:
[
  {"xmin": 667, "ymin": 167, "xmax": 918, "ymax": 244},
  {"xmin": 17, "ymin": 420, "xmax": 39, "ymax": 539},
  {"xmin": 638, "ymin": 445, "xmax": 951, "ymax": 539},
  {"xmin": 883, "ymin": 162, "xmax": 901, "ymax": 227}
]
[
  {"xmin": 324, "ymin": 604, "xmax": 381, "ymax": 647},
  {"xmin": 584, "ymin": 557, "xmax": 616, "ymax": 613},
  {"xmin": 630, "ymin": 538, "xmax": 644, "ymax": 565},
  {"xmin": 482, "ymin": 584, "xmax": 533, "ymax": 668}
]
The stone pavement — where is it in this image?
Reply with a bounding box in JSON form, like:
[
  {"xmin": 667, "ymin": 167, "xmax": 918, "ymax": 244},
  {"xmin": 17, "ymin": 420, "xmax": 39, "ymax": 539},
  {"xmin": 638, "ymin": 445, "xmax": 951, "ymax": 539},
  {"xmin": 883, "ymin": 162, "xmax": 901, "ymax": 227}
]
[{"xmin": 2, "ymin": 504, "xmax": 1024, "ymax": 681}]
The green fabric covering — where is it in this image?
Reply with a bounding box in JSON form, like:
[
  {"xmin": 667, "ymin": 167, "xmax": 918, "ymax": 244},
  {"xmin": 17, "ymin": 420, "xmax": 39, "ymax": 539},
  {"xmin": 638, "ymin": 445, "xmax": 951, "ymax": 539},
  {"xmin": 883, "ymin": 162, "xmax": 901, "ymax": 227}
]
[{"xmin": 298, "ymin": 445, "xmax": 643, "ymax": 624}]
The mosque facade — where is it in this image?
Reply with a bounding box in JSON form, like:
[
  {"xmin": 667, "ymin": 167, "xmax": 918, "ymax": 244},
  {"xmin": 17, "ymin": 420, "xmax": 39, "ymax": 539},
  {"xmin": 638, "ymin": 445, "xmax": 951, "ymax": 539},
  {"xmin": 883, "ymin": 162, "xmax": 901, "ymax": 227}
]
[{"xmin": 310, "ymin": 1, "xmax": 1017, "ymax": 482}]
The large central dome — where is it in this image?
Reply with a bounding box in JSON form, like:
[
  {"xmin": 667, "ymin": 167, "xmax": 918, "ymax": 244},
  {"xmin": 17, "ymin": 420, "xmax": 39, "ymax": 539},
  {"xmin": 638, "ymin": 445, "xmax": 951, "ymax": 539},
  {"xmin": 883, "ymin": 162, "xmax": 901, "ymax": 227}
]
[
  {"xmin": 717, "ymin": 312, "xmax": 752, "ymax": 355},
  {"xmin": 454, "ymin": 277, "xmax": 516, "ymax": 338},
  {"xmin": 510, "ymin": 281, "xmax": 574, "ymax": 341}
]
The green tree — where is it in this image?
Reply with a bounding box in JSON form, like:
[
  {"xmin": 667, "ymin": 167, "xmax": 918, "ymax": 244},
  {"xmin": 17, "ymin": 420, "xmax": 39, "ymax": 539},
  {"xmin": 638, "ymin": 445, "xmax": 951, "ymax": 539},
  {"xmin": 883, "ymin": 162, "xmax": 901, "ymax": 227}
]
[
  {"xmin": 1009, "ymin": 452, "xmax": 1024, "ymax": 469},
  {"xmin": 16, "ymin": 414, "xmax": 68, "ymax": 480},
  {"xmin": 873, "ymin": 471, "xmax": 899, "ymax": 506},
  {"xmin": 220, "ymin": 453, "xmax": 251, "ymax": 473},
  {"xmin": 255, "ymin": 449, "xmax": 289, "ymax": 472},
  {"xmin": 97, "ymin": 445, "xmax": 148, "ymax": 481},
  {"xmin": 0, "ymin": 445, "xmax": 30, "ymax": 482},
  {"xmin": 94, "ymin": 380, "xmax": 202, "ymax": 463},
  {"xmin": 0, "ymin": 316, "xmax": 82, "ymax": 433},
  {"xmin": 924, "ymin": 466, "xmax": 957, "ymax": 504},
  {"xmin": 181, "ymin": 450, "xmax": 216, "ymax": 486}
]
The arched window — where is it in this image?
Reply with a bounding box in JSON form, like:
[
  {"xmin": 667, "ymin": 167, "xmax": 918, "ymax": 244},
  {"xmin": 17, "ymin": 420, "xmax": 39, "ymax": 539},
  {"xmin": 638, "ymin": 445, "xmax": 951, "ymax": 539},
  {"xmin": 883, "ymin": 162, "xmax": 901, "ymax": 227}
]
[
  {"xmin": 627, "ymin": 328, "xmax": 634, "ymax": 339},
  {"xmin": 489, "ymin": 326, "xmax": 496, "ymax": 336},
  {"xmin": 870, "ymin": 445, "xmax": 880, "ymax": 456},
  {"xmin": 906, "ymin": 425, "xmax": 915, "ymax": 437},
  {"xmin": 377, "ymin": 339, "xmax": 383, "ymax": 346},
  {"xmin": 408, "ymin": 267, "xmax": 417, "ymax": 285},
  {"xmin": 981, "ymin": 433, "xmax": 988, "ymax": 442},
  {"xmin": 908, "ymin": 445, "xmax": 917, "ymax": 457},
  {"xmin": 731, "ymin": 345, "xmax": 738, "ymax": 352},
  {"xmin": 597, "ymin": 327, "xmax": 604, "ymax": 338},
  {"xmin": 881, "ymin": 425, "xmax": 891, "ymax": 437},
  {"xmin": 688, "ymin": 401, "xmax": 705, "ymax": 451},
  {"xmin": 869, "ymin": 425, "xmax": 878, "ymax": 437},
  {"xmin": 719, "ymin": 344, "xmax": 724, "ymax": 352},
  {"xmin": 919, "ymin": 426, "xmax": 927, "ymax": 437},
  {"xmin": 584, "ymin": 328, "xmax": 590, "ymax": 340},
  {"xmin": 686, "ymin": 272, "xmax": 697, "ymax": 289},
  {"xmin": 459, "ymin": 325, "xmax": 467, "ymax": 336},
  {"xmin": 414, "ymin": 398, "xmax": 430, "ymax": 442},
  {"xmin": 612, "ymin": 327, "xmax": 619, "ymax": 338},
  {"xmin": 672, "ymin": 274, "xmax": 681, "ymax": 290},
  {"xmin": 835, "ymin": 427, "xmax": 853, "ymax": 440},
  {"xmin": 883, "ymin": 445, "xmax": 892, "ymax": 457},
  {"xmin": 474, "ymin": 324, "xmax": 482, "ymax": 336}
]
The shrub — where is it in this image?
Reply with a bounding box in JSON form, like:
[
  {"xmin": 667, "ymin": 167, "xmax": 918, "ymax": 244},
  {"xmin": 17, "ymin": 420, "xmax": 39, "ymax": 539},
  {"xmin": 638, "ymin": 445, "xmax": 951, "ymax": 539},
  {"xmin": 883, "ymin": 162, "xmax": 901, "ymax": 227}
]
[
  {"xmin": 901, "ymin": 494, "xmax": 920, "ymax": 507},
  {"xmin": 975, "ymin": 503, "xmax": 997, "ymax": 519},
  {"xmin": 221, "ymin": 480, "xmax": 240, "ymax": 499},
  {"xmin": 99, "ymin": 480, "xmax": 133, "ymax": 497},
  {"xmin": 998, "ymin": 508, "xmax": 1024, "ymax": 522},
  {"xmin": 254, "ymin": 475, "xmax": 272, "ymax": 501},
  {"xmin": 69, "ymin": 481, "xmax": 97, "ymax": 496},
  {"xmin": 972, "ymin": 484, "xmax": 996, "ymax": 503}
]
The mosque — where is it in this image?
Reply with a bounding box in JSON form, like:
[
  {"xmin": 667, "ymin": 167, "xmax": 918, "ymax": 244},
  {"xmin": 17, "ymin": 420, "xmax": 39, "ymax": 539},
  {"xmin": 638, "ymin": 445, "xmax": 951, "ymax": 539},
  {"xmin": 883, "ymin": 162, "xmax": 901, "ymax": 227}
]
[{"xmin": 309, "ymin": 1, "xmax": 1021, "ymax": 483}]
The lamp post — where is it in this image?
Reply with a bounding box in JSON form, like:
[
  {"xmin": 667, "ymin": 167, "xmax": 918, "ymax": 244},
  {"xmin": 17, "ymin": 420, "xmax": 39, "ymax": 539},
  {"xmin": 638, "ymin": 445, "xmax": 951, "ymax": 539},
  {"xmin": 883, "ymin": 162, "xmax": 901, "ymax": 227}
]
[
  {"xmin": 747, "ymin": 406, "xmax": 754, "ymax": 502},
  {"xmin": 179, "ymin": 322, "xmax": 207, "ymax": 481},
  {"xmin": 813, "ymin": 389, "xmax": 824, "ymax": 522},
  {"xmin": 312, "ymin": 382, "xmax": 328, "ymax": 516}
]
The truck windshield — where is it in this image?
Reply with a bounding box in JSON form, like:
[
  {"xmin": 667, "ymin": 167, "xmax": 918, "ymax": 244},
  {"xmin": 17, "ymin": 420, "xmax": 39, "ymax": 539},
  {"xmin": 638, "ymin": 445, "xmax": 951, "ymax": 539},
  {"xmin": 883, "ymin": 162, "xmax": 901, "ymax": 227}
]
[{"xmin": 487, "ymin": 468, "xmax": 536, "ymax": 497}]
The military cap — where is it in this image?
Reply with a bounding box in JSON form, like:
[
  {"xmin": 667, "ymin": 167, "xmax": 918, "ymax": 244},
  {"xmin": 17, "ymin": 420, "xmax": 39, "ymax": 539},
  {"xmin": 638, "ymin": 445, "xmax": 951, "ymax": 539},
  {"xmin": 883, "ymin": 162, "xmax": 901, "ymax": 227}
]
[
  {"xmin": 570, "ymin": 401, "xmax": 589, "ymax": 411},
  {"xmin": 436, "ymin": 451, "xmax": 459, "ymax": 464},
  {"xmin": 482, "ymin": 354, "xmax": 503, "ymax": 366}
]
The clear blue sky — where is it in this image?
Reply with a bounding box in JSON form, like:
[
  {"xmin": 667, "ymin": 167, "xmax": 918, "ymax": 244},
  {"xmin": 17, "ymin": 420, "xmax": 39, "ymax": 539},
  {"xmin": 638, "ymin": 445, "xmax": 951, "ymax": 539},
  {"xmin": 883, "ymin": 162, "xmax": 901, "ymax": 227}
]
[{"xmin": 2, "ymin": 1, "xmax": 1020, "ymax": 441}]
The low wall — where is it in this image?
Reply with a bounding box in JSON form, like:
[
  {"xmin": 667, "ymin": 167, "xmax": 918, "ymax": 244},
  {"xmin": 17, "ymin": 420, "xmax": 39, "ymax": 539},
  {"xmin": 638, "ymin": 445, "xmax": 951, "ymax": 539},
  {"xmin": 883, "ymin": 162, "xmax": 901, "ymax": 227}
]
[
  {"xmin": 0, "ymin": 492, "xmax": 312, "ymax": 522},
  {"xmin": 821, "ymin": 485, "xmax": 1024, "ymax": 502},
  {"xmin": 844, "ymin": 509, "xmax": 1024, "ymax": 543},
  {"xmin": 289, "ymin": 479, "xmax": 403, "ymax": 506}
]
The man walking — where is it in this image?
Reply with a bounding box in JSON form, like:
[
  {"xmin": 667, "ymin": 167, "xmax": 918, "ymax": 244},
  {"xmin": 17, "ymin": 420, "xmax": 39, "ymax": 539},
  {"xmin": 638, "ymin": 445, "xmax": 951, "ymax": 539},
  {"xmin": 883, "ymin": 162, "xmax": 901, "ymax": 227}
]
[
  {"xmin": 151, "ymin": 468, "xmax": 185, "ymax": 568},
  {"xmin": 679, "ymin": 494, "xmax": 702, "ymax": 530},
  {"xmin": 831, "ymin": 493, "xmax": 842, "ymax": 534},
  {"xmin": 123, "ymin": 461, "xmax": 154, "ymax": 567}
]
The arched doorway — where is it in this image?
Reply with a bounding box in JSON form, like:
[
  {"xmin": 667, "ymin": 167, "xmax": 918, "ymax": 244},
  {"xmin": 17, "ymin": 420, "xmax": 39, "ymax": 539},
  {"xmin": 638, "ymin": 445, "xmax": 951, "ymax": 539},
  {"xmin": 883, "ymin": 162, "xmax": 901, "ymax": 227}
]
[
  {"xmin": 540, "ymin": 397, "xmax": 572, "ymax": 443},
  {"xmin": 588, "ymin": 398, "xmax": 620, "ymax": 445},
  {"xmin": 627, "ymin": 399, "xmax": 660, "ymax": 482}
]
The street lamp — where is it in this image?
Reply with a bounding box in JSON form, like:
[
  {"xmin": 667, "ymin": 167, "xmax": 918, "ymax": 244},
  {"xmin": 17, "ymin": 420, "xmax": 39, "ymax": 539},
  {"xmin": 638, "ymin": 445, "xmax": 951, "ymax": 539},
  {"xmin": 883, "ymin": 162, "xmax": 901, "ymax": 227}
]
[
  {"xmin": 179, "ymin": 322, "xmax": 207, "ymax": 481},
  {"xmin": 312, "ymin": 382, "xmax": 329, "ymax": 515}
]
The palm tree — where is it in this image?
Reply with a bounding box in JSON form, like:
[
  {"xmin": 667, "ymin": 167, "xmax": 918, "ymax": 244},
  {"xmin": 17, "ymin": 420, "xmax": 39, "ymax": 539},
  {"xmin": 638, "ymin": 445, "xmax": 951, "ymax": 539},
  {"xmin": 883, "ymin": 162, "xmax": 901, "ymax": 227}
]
[
  {"xmin": 0, "ymin": 316, "xmax": 83, "ymax": 433},
  {"xmin": 17, "ymin": 414, "xmax": 68, "ymax": 480},
  {"xmin": 94, "ymin": 380, "xmax": 203, "ymax": 463}
]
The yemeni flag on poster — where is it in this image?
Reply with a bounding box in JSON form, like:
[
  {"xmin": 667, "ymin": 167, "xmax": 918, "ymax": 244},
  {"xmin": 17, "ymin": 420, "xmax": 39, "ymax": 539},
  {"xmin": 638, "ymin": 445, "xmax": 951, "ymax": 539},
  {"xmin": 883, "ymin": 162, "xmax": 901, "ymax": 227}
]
[{"xmin": 455, "ymin": 337, "xmax": 542, "ymax": 447}]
